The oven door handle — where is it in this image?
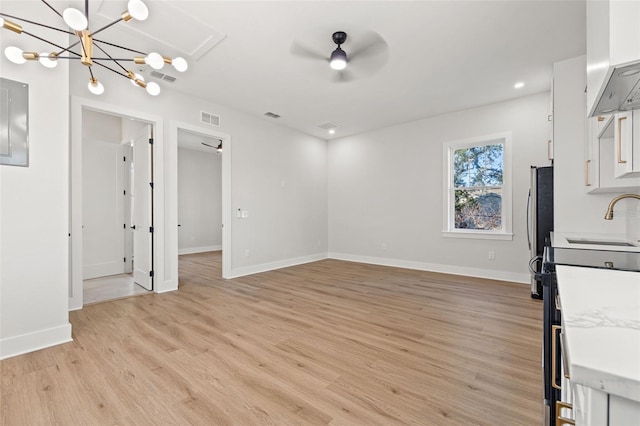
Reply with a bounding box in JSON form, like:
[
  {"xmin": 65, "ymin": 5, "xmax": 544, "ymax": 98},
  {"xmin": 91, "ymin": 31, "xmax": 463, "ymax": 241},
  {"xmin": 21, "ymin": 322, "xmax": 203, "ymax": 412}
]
[
  {"xmin": 529, "ymin": 255, "xmax": 542, "ymax": 280},
  {"xmin": 526, "ymin": 188, "xmax": 531, "ymax": 251}
]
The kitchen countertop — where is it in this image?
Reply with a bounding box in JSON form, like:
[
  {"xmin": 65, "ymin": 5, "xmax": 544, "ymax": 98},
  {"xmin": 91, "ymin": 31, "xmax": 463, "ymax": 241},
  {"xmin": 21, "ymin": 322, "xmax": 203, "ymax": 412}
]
[
  {"xmin": 552, "ymin": 231, "xmax": 640, "ymax": 253},
  {"xmin": 556, "ymin": 265, "xmax": 640, "ymax": 403}
]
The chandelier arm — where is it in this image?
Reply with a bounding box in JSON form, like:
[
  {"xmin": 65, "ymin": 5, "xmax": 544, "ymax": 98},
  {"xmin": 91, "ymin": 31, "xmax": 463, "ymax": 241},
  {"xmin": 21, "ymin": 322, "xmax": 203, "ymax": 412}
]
[
  {"xmin": 57, "ymin": 39, "xmax": 83, "ymax": 56},
  {"xmin": 40, "ymin": 0, "xmax": 63, "ymax": 19},
  {"xmin": 93, "ymin": 60, "xmax": 134, "ymax": 80},
  {"xmin": 92, "ymin": 38, "xmax": 147, "ymax": 55},
  {"xmin": 92, "ymin": 41, "xmax": 129, "ymax": 73},
  {"xmin": 21, "ymin": 30, "xmax": 81, "ymax": 55},
  {"xmin": 90, "ymin": 18, "xmax": 124, "ymax": 38},
  {"xmin": 0, "ymin": 13, "xmax": 74, "ymax": 35}
]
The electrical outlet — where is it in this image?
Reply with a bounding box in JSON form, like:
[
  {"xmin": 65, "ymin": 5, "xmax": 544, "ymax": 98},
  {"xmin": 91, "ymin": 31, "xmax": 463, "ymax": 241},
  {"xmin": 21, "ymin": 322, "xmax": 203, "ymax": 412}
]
[{"xmin": 488, "ymin": 251, "xmax": 495, "ymax": 260}]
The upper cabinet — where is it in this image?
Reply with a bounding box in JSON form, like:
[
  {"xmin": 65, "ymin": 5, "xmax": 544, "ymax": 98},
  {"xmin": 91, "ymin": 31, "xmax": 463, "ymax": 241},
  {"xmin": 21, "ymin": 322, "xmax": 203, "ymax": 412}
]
[{"xmin": 586, "ymin": 0, "xmax": 640, "ymax": 117}]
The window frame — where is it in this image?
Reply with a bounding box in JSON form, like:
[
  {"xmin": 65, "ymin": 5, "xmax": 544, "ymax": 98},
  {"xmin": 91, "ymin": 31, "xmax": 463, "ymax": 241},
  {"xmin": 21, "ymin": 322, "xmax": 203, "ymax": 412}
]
[{"xmin": 442, "ymin": 132, "xmax": 513, "ymax": 240}]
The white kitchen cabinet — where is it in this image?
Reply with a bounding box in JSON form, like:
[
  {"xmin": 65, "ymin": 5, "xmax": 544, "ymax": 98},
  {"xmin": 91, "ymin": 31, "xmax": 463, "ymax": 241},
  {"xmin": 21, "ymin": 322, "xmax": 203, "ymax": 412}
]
[
  {"xmin": 572, "ymin": 383, "xmax": 608, "ymax": 426},
  {"xmin": 610, "ymin": 394, "xmax": 640, "ymax": 425},
  {"xmin": 585, "ymin": 113, "xmax": 640, "ymax": 193},
  {"xmin": 586, "ymin": 0, "xmax": 640, "ymax": 116},
  {"xmin": 613, "ymin": 111, "xmax": 635, "ymax": 177}
]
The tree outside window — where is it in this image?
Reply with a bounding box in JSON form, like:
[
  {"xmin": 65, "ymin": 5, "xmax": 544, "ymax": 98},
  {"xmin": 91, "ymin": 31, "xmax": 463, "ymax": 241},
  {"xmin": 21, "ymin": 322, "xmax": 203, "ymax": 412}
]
[{"xmin": 453, "ymin": 144, "xmax": 504, "ymax": 230}]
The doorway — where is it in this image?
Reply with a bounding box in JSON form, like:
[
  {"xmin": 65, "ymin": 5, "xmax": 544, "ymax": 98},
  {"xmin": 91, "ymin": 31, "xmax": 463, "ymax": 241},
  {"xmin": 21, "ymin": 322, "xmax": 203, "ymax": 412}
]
[
  {"xmin": 80, "ymin": 110, "xmax": 154, "ymax": 304},
  {"xmin": 175, "ymin": 126, "xmax": 225, "ymax": 283},
  {"xmin": 70, "ymin": 97, "xmax": 165, "ymax": 311}
]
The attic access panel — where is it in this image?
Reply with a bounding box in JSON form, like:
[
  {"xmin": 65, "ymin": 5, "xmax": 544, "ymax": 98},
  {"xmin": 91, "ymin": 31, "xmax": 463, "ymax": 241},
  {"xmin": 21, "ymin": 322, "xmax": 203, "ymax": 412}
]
[{"xmin": 0, "ymin": 77, "xmax": 29, "ymax": 167}]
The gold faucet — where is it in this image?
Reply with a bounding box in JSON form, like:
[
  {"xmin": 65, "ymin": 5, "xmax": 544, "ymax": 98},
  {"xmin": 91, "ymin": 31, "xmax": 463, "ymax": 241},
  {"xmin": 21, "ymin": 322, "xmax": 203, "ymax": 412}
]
[{"xmin": 604, "ymin": 194, "xmax": 640, "ymax": 220}]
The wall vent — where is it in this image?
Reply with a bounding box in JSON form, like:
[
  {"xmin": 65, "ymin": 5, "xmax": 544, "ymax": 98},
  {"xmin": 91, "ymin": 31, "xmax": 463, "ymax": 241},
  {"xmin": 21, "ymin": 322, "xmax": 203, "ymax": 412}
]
[
  {"xmin": 317, "ymin": 121, "xmax": 339, "ymax": 130},
  {"xmin": 200, "ymin": 111, "xmax": 221, "ymax": 127},
  {"xmin": 149, "ymin": 70, "xmax": 177, "ymax": 83},
  {"xmin": 264, "ymin": 112, "xmax": 281, "ymax": 119}
]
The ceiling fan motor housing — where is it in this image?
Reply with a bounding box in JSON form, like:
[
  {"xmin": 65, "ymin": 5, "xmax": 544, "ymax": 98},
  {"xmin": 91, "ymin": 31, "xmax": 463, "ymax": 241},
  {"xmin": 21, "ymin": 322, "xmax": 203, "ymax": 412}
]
[{"xmin": 332, "ymin": 31, "xmax": 347, "ymax": 46}]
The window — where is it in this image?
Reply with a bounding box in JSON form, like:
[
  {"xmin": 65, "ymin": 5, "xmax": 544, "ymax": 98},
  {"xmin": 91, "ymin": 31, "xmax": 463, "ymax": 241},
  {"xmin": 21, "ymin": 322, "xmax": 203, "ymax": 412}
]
[{"xmin": 443, "ymin": 133, "xmax": 513, "ymax": 240}]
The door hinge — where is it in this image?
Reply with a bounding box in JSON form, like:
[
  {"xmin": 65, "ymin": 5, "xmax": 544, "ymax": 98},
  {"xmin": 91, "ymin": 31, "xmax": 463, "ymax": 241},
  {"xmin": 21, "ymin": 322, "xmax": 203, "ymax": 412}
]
[
  {"xmin": 123, "ymin": 156, "xmax": 126, "ymax": 162},
  {"xmin": 148, "ymin": 138, "xmax": 154, "ymax": 145},
  {"xmin": 124, "ymin": 257, "xmax": 126, "ymax": 263},
  {"xmin": 149, "ymin": 182, "xmax": 154, "ymax": 189},
  {"xmin": 123, "ymin": 190, "xmax": 126, "ymax": 195},
  {"xmin": 149, "ymin": 226, "xmax": 154, "ymax": 233},
  {"xmin": 123, "ymin": 223, "xmax": 126, "ymax": 229},
  {"xmin": 149, "ymin": 270, "xmax": 154, "ymax": 277}
]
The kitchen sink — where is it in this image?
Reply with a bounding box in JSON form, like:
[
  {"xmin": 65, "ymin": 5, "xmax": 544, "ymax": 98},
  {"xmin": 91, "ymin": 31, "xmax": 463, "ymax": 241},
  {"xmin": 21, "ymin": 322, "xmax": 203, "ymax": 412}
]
[{"xmin": 565, "ymin": 238, "xmax": 637, "ymax": 247}]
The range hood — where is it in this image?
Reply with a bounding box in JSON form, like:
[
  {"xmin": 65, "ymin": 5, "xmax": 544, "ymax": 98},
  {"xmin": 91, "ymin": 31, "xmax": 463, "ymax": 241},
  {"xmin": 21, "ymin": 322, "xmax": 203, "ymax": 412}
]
[{"xmin": 591, "ymin": 61, "xmax": 640, "ymax": 116}]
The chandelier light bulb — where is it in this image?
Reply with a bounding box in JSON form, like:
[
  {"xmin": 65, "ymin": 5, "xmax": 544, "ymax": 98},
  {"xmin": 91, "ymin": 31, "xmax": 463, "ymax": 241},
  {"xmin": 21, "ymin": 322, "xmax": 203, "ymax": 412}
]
[
  {"xmin": 130, "ymin": 73, "xmax": 144, "ymax": 86},
  {"xmin": 145, "ymin": 52, "xmax": 164, "ymax": 70},
  {"xmin": 88, "ymin": 78, "xmax": 105, "ymax": 95},
  {"xmin": 329, "ymin": 47, "xmax": 347, "ymax": 70},
  {"xmin": 5, "ymin": 46, "xmax": 26, "ymax": 64},
  {"xmin": 146, "ymin": 81, "xmax": 160, "ymax": 96},
  {"xmin": 39, "ymin": 53, "xmax": 58, "ymax": 68},
  {"xmin": 172, "ymin": 57, "xmax": 188, "ymax": 72},
  {"xmin": 127, "ymin": 0, "xmax": 149, "ymax": 21},
  {"xmin": 63, "ymin": 8, "xmax": 88, "ymax": 31}
]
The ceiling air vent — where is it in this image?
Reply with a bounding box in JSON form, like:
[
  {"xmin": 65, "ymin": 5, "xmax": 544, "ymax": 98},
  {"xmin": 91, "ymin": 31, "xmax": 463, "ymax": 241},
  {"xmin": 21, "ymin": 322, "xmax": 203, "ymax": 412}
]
[
  {"xmin": 200, "ymin": 111, "xmax": 221, "ymax": 127},
  {"xmin": 317, "ymin": 121, "xmax": 339, "ymax": 130},
  {"xmin": 264, "ymin": 112, "xmax": 281, "ymax": 119},
  {"xmin": 149, "ymin": 70, "xmax": 177, "ymax": 83}
]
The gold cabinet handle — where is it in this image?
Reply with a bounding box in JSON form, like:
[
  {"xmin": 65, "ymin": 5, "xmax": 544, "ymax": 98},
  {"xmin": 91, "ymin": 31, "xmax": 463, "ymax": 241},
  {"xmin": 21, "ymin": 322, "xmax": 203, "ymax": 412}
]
[
  {"xmin": 597, "ymin": 116, "xmax": 605, "ymax": 122},
  {"xmin": 552, "ymin": 325, "xmax": 562, "ymax": 390},
  {"xmin": 556, "ymin": 401, "xmax": 575, "ymax": 425},
  {"xmin": 585, "ymin": 160, "xmax": 591, "ymax": 186},
  {"xmin": 548, "ymin": 140, "xmax": 553, "ymax": 160},
  {"xmin": 618, "ymin": 116, "xmax": 628, "ymax": 164}
]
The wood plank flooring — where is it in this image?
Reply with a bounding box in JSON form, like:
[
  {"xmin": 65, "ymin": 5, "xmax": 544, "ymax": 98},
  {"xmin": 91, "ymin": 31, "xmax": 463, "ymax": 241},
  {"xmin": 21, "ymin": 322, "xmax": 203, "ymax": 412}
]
[{"xmin": 1, "ymin": 252, "xmax": 543, "ymax": 425}]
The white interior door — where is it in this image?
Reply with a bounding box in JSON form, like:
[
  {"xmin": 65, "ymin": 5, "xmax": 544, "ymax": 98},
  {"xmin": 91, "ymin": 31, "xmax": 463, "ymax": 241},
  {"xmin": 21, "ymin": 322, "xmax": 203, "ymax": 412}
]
[{"xmin": 133, "ymin": 126, "xmax": 153, "ymax": 290}]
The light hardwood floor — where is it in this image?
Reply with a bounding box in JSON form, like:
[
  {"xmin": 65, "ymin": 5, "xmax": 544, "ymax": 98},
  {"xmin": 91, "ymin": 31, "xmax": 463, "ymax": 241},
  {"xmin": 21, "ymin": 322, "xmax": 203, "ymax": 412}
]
[{"xmin": 1, "ymin": 252, "xmax": 543, "ymax": 425}]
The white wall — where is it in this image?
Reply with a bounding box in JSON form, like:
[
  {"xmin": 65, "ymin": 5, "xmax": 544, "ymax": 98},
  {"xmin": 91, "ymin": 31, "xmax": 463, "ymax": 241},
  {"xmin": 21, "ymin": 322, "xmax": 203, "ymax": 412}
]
[
  {"xmin": 328, "ymin": 92, "xmax": 552, "ymax": 283},
  {"xmin": 177, "ymin": 148, "xmax": 222, "ymax": 254},
  {"xmin": 69, "ymin": 59, "xmax": 328, "ymax": 282},
  {"xmin": 0, "ymin": 1, "xmax": 71, "ymax": 359},
  {"xmin": 553, "ymin": 55, "xmax": 626, "ymax": 235},
  {"xmin": 82, "ymin": 110, "xmax": 125, "ymax": 279}
]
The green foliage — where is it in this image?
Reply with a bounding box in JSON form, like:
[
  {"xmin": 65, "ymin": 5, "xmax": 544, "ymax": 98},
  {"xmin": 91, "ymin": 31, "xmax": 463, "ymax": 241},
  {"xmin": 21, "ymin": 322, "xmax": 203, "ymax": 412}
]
[
  {"xmin": 454, "ymin": 144, "xmax": 503, "ymax": 187},
  {"xmin": 453, "ymin": 143, "xmax": 503, "ymax": 230}
]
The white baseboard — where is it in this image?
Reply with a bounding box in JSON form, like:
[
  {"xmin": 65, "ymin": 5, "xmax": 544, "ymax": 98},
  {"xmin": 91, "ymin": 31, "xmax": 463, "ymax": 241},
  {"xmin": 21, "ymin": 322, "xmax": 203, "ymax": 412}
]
[
  {"xmin": 228, "ymin": 253, "xmax": 328, "ymax": 279},
  {"xmin": 155, "ymin": 278, "xmax": 178, "ymax": 293},
  {"xmin": 178, "ymin": 245, "xmax": 222, "ymax": 255},
  {"xmin": 0, "ymin": 323, "xmax": 72, "ymax": 360},
  {"xmin": 327, "ymin": 252, "xmax": 530, "ymax": 284}
]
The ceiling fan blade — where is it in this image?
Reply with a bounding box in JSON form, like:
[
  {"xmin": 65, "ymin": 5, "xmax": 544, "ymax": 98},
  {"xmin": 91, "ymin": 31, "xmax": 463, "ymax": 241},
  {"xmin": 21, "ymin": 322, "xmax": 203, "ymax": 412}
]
[
  {"xmin": 348, "ymin": 31, "xmax": 388, "ymax": 62},
  {"xmin": 290, "ymin": 41, "xmax": 327, "ymax": 62}
]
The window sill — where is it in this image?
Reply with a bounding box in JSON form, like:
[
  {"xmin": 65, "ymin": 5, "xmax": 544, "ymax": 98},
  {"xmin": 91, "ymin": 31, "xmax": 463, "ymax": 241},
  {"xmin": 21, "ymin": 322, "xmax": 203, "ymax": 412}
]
[{"xmin": 442, "ymin": 231, "xmax": 514, "ymax": 241}]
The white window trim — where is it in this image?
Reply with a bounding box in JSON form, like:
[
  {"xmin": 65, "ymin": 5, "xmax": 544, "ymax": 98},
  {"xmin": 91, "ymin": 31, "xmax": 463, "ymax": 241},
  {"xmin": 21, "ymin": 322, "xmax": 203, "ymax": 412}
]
[{"xmin": 442, "ymin": 132, "xmax": 513, "ymax": 240}]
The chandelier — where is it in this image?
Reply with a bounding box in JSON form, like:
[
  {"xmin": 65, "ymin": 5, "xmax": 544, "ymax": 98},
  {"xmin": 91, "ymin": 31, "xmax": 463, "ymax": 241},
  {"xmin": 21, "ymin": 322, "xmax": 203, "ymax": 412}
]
[{"xmin": 0, "ymin": 0, "xmax": 188, "ymax": 96}]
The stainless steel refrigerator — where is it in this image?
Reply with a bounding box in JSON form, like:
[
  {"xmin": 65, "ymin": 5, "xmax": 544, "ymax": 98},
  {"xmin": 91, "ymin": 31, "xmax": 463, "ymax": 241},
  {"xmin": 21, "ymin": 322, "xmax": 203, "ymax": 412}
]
[{"xmin": 527, "ymin": 166, "xmax": 554, "ymax": 299}]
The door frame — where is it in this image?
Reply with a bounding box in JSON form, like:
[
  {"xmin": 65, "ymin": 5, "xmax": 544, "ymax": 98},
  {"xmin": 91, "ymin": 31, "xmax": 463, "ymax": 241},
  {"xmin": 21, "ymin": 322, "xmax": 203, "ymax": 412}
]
[
  {"xmin": 69, "ymin": 96, "xmax": 165, "ymax": 311},
  {"xmin": 169, "ymin": 121, "xmax": 232, "ymax": 279}
]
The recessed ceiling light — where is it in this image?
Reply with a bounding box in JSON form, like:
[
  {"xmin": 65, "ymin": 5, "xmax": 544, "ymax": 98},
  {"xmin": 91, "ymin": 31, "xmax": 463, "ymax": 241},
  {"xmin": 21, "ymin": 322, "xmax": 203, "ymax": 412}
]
[
  {"xmin": 328, "ymin": 129, "xmax": 335, "ymax": 134},
  {"xmin": 514, "ymin": 82, "xmax": 525, "ymax": 89}
]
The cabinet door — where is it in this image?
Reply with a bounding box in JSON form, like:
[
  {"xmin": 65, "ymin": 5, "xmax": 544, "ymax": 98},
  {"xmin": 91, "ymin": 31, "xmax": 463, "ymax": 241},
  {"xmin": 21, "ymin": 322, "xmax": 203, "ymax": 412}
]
[
  {"xmin": 613, "ymin": 111, "xmax": 633, "ymax": 177},
  {"xmin": 572, "ymin": 383, "xmax": 608, "ymax": 426},
  {"xmin": 609, "ymin": 394, "xmax": 640, "ymax": 425}
]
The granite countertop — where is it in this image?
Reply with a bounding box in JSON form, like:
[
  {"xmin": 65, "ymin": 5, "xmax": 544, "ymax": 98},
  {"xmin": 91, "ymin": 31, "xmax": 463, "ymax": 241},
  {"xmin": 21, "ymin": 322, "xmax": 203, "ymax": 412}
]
[{"xmin": 556, "ymin": 265, "xmax": 640, "ymax": 402}]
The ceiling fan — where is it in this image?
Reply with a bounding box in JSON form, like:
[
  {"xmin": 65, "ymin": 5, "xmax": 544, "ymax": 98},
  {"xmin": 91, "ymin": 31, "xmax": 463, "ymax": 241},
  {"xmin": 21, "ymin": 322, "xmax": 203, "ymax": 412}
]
[{"xmin": 291, "ymin": 30, "xmax": 389, "ymax": 82}]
